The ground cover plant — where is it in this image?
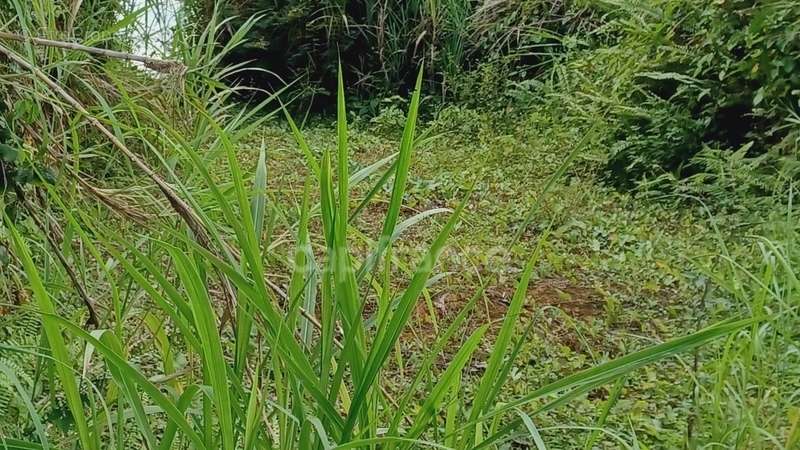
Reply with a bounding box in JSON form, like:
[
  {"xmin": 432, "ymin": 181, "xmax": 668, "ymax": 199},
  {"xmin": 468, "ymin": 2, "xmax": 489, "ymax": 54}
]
[{"xmin": 0, "ymin": 0, "xmax": 798, "ymax": 449}]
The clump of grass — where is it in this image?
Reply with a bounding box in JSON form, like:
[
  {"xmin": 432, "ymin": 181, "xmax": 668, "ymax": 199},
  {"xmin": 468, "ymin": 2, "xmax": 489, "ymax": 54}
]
[
  {"xmin": 687, "ymin": 200, "xmax": 800, "ymax": 449},
  {"xmin": 3, "ymin": 72, "xmax": 754, "ymax": 447}
]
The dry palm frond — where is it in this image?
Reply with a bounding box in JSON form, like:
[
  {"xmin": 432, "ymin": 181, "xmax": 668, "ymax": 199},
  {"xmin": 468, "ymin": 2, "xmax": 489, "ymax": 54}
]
[{"xmin": 76, "ymin": 176, "xmax": 154, "ymax": 224}]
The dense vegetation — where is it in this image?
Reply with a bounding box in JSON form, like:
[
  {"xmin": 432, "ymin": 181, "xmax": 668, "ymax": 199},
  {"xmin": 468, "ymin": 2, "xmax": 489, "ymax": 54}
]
[
  {"xmin": 213, "ymin": 0, "xmax": 799, "ymax": 188},
  {"xmin": 0, "ymin": 0, "xmax": 797, "ymax": 449},
  {"xmin": 205, "ymin": 0, "xmax": 581, "ymax": 105}
]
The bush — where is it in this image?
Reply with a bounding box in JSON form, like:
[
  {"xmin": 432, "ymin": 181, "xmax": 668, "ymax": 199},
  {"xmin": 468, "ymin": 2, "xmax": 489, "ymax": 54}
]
[
  {"xmin": 205, "ymin": 0, "xmax": 581, "ymax": 107},
  {"xmin": 695, "ymin": 0, "xmax": 799, "ymax": 148},
  {"xmin": 605, "ymin": 99, "xmax": 704, "ymax": 186},
  {"xmin": 580, "ymin": 0, "xmax": 800, "ymax": 189}
]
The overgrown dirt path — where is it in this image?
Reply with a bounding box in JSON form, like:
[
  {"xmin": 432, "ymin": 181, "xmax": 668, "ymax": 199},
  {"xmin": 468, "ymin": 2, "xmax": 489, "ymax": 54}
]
[{"xmin": 229, "ymin": 114, "xmax": 723, "ymax": 447}]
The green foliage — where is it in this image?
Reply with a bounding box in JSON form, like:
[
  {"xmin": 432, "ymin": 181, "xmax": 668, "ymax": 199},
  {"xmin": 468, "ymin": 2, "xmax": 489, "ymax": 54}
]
[
  {"xmin": 688, "ymin": 0, "xmax": 800, "ymax": 149},
  {"xmin": 0, "ymin": 119, "xmax": 56, "ymax": 219},
  {"xmin": 573, "ymin": 0, "xmax": 800, "ymax": 188},
  {"xmin": 501, "ymin": 0, "xmax": 799, "ymax": 193},
  {"xmin": 208, "ymin": 0, "xmax": 579, "ymax": 106},
  {"xmin": 689, "ymin": 207, "xmax": 800, "ymax": 448},
  {"xmin": 0, "ymin": 1, "xmax": 797, "ymax": 448},
  {"xmin": 0, "ymin": 310, "xmax": 38, "ymax": 431},
  {"xmin": 4, "ymin": 74, "xmax": 753, "ymax": 447},
  {"xmin": 605, "ymin": 99, "xmax": 704, "ymax": 185}
]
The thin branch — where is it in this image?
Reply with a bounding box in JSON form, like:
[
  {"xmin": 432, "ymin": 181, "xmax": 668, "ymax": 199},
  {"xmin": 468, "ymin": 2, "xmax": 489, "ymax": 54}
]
[
  {"xmin": 22, "ymin": 195, "xmax": 100, "ymax": 327},
  {"xmin": 0, "ymin": 31, "xmax": 185, "ymax": 73}
]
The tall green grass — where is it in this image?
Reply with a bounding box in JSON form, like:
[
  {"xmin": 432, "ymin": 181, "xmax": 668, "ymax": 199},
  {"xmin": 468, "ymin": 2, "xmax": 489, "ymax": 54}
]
[
  {"xmin": 208, "ymin": 0, "xmax": 575, "ymax": 104},
  {"xmin": 687, "ymin": 200, "xmax": 800, "ymax": 449},
  {"xmin": 0, "ymin": 1, "xmax": 784, "ymax": 449}
]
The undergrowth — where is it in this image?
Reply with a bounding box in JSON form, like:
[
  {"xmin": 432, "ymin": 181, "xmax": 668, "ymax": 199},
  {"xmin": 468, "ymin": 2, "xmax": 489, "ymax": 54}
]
[{"xmin": 0, "ymin": 1, "xmax": 797, "ymax": 449}]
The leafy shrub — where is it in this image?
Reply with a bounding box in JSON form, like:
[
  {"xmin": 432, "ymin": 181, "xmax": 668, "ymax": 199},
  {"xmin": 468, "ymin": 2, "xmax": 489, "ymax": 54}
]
[
  {"xmin": 688, "ymin": 0, "xmax": 800, "ymax": 150},
  {"xmin": 574, "ymin": 0, "xmax": 800, "ymax": 190},
  {"xmin": 205, "ymin": 0, "xmax": 582, "ymax": 107},
  {"xmin": 367, "ymin": 96, "xmax": 407, "ymax": 134},
  {"xmin": 605, "ymin": 99, "xmax": 704, "ymax": 187}
]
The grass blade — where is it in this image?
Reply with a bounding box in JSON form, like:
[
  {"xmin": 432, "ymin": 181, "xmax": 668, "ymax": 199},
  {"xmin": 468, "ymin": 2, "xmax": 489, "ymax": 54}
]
[
  {"xmin": 357, "ymin": 65, "xmax": 425, "ymax": 281},
  {"xmin": 469, "ymin": 234, "xmax": 547, "ymax": 425},
  {"xmin": 343, "ymin": 187, "xmax": 472, "ymax": 439},
  {"xmin": 404, "ymin": 324, "xmax": 488, "ymax": 441},
  {"xmin": 167, "ymin": 247, "xmax": 234, "ymax": 450},
  {"xmin": 47, "ymin": 316, "xmax": 207, "ymax": 450},
  {"xmin": 5, "ymin": 220, "xmax": 96, "ymax": 450}
]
